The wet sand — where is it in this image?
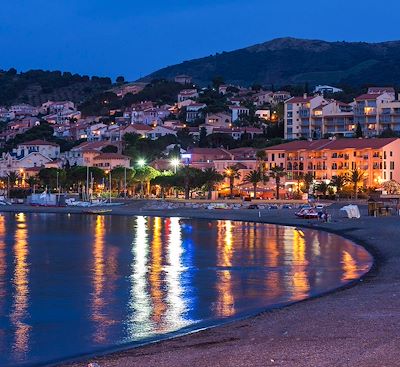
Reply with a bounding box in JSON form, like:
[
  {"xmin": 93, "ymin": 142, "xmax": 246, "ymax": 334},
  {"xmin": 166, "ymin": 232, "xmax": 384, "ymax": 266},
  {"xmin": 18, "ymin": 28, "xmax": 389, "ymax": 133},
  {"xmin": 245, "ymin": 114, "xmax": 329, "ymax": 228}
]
[{"xmin": 2, "ymin": 202, "xmax": 399, "ymax": 367}]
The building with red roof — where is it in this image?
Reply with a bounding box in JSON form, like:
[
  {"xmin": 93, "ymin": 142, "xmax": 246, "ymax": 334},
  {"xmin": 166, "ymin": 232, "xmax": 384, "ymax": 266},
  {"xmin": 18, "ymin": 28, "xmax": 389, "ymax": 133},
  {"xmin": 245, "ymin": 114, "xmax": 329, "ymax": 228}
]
[
  {"xmin": 353, "ymin": 91, "xmax": 398, "ymax": 136},
  {"xmin": 264, "ymin": 137, "xmax": 400, "ymax": 187}
]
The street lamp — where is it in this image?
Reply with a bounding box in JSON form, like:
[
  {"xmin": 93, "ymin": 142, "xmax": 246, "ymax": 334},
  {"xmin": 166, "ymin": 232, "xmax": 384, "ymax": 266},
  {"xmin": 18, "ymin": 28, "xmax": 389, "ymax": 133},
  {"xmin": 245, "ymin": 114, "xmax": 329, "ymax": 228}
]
[
  {"xmin": 56, "ymin": 170, "xmax": 59, "ymax": 194},
  {"xmin": 124, "ymin": 166, "xmax": 127, "ymax": 199},
  {"xmin": 137, "ymin": 159, "xmax": 146, "ymax": 167},
  {"xmin": 105, "ymin": 169, "xmax": 112, "ymax": 203},
  {"xmin": 19, "ymin": 168, "xmax": 24, "ymax": 188},
  {"xmin": 170, "ymin": 158, "xmax": 180, "ymax": 174}
]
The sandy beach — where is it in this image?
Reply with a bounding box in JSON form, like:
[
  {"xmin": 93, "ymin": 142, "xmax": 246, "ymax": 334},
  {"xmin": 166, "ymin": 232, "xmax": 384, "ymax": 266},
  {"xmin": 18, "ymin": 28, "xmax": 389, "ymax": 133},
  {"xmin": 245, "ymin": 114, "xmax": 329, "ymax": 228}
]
[{"xmin": 2, "ymin": 201, "xmax": 399, "ymax": 367}]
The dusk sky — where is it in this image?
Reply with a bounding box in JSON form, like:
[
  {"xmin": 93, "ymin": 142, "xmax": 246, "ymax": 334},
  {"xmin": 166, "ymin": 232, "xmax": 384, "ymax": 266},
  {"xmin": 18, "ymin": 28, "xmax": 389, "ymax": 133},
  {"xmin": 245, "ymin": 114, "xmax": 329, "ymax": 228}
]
[{"xmin": 1, "ymin": 0, "xmax": 400, "ymax": 81}]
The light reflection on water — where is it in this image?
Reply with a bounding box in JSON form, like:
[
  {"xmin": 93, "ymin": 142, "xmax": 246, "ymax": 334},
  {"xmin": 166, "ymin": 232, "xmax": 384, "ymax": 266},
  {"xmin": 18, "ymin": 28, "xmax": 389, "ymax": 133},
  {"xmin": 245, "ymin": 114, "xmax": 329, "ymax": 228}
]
[{"xmin": 0, "ymin": 213, "xmax": 373, "ymax": 367}]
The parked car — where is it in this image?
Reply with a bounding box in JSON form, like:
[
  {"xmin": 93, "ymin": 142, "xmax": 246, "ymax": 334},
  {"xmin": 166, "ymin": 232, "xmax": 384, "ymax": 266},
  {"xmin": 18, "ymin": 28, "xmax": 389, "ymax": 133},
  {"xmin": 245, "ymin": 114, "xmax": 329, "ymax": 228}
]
[{"xmin": 247, "ymin": 204, "xmax": 259, "ymax": 210}]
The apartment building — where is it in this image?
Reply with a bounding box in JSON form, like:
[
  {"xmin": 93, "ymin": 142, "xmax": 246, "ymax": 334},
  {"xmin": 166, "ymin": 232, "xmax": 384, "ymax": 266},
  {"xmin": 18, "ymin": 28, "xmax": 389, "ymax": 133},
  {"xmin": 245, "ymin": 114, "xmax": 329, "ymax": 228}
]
[
  {"xmin": 284, "ymin": 95, "xmax": 326, "ymax": 139},
  {"xmin": 310, "ymin": 101, "xmax": 354, "ymax": 138},
  {"xmin": 265, "ymin": 138, "xmax": 400, "ymax": 186},
  {"xmin": 353, "ymin": 92, "xmax": 397, "ymax": 136}
]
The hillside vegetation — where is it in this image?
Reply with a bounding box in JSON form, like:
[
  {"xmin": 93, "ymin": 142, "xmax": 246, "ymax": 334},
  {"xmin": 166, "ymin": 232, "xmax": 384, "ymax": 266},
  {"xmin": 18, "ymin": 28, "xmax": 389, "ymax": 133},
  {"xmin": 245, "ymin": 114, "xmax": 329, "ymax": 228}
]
[
  {"xmin": 0, "ymin": 69, "xmax": 112, "ymax": 106},
  {"xmin": 141, "ymin": 37, "xmax": 400, "ymax": 87}
]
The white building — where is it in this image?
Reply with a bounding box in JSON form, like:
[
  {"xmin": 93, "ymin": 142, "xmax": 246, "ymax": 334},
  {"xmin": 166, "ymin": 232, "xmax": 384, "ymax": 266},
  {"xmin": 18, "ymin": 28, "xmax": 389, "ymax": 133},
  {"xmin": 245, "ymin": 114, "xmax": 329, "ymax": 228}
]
[
  {"xmin": 229, "ymin": 106, "xmax": 250, "ymax": 122},
  {"xmin": 255, "ymin": 109, "xmax": 271, "ymax": 121},
  {"xmin": 284, "ymin": 95, "xmax": 326, "ymax": 139},
  {"xmin": 178, "ymin": 89, "xmax": 198, "ymax": 103},
  {"xmin": 313, "ymin": 85, "xmax": 343, "ymax": 94}
]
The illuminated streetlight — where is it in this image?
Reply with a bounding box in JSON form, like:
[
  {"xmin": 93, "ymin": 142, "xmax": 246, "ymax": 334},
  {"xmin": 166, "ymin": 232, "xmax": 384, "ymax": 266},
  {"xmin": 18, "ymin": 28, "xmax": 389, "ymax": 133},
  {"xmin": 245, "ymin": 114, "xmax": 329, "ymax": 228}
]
[
  {"xmin": 137, "ymin": 159, "xmax": 146, "ymax": 167},
  {"xmin": 170, "ymin": 158, "xmax": 180, "ymax": 174},
  {"xmin": 19, "ymin": 168, "xmax": 24, "ymax": 188},
  {"xmin": 105, "ymin": 169, "xmax": 112, "ymax": 203}
]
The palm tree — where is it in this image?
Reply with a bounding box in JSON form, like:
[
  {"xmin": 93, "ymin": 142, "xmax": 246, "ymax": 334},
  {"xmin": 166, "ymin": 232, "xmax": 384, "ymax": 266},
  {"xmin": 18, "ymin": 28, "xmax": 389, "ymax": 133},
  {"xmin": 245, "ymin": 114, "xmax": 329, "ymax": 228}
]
[
  {"xmin": 256, "ymin": 150, "xmax": 267, "ymax": 174},
  {"xmin": 224, "ymin": 165, "xmax": 241, "ymax": 198},
  {"xmin": 304, "ymin": 172, "xmax": 314, "ymax": 193},
  {"xmin": 347, "ymin": 169, "xmax": 365, "ymax": 199},
  {"xmin": 202, "ymin": 168, "xmax": 224, "ymax": 200},
  {"xmin": 26, "ymin": 176, "xmax": 38, "ymax": 193},
  {"xmin": 295, "ymin": 172, "xmax": 304, "ymax": 194},
  {"xmin": 7, "ymin": 171, "xmax": 19, "ymax": 189},
  {"xmin": 245, "ymin": 170, "xmax": 262, "ymax": 199},
  {"xmin": 330, "ymin": 174, "xmax": 347, "ymax": 195},
  {"xmin": 269, "ymin": 166, "xmax": 286, "ymax": 199},
  {"xmin": 316, "ymin": 181, "xmax": 329, "ymax": 198}
]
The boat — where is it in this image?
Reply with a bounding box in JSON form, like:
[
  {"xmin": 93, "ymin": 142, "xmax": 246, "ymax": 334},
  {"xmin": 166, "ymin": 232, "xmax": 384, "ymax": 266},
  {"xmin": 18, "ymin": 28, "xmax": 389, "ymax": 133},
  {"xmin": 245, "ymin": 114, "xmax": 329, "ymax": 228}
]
[
  {"xmin": 295, "ymin": 208, "xmax": 319, "ymax": 219},
  {"xmin": 83, "ymin": 209, "xmax": 113, "ymax": 215}
]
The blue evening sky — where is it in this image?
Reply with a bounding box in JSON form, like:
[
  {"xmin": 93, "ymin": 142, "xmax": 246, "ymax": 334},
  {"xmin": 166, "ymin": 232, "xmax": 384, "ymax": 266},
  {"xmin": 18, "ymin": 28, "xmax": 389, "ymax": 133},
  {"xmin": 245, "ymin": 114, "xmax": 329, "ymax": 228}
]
[{"xmin": 1, "ymin": 0, "xmax": 399, "ymax": 81}]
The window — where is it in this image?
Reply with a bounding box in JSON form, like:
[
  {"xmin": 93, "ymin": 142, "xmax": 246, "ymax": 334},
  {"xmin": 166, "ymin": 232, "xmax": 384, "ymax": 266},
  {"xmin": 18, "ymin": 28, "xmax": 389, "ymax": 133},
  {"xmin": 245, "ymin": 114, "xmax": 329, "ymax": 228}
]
[
  {"xmin": 390, "ymin": 151, "xmax": 393, "ymax": 157},
  {"xmin": 390, "ymin": 161, "xmax": 395, "ymax": 170}
]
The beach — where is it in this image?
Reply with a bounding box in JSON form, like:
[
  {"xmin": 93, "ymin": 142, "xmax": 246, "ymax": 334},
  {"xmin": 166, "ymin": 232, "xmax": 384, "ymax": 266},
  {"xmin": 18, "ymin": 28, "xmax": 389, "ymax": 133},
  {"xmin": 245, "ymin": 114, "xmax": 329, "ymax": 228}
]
[{"xmin": 2, "ymin": 201, "xmax": 399, "ymax": 367}]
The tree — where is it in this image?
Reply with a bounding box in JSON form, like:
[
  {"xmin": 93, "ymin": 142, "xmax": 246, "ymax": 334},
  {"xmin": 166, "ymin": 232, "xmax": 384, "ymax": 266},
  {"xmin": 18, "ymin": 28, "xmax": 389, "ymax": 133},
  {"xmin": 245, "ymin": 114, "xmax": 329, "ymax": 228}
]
[
  {"xmin": 256, "ymin": 150, "xmax": 267, "ymax": 176},
  {"xmin": 101, "ymin": 145, "xmax": 118, "ymax": 153},
  {"xmin": 152, "ymin": 172, "xmax": 175, "ymax": 199},
  {"xmin": 111, "ymin": 167, "xmax": 135, "ymax": 193},
  {"xmin": 179, "ymin": 166, "xmax": 201, "ymax": 200},
  {"xmin": 116, "ymin": 76, "xmax": 125, "ymax": 84},
  {"xmin": 38, "ymin": 168, "xmax": 66, "ymax": 190},
  {"xmin": 330, "ymin": 174, "xmax": 347, "ymax": 195},
  {"xmin": 304, "ymin": 172, "xmax": 314, "ymax": 192},
  {"xmin": 224, "ymin": 165, "xmax": 241, "ymax": 198},
  {"xmin": 245, "ymin": 170, "xmax": 262, "ymax": 199},
  {"xmin": 269, "ymin": 166, "xmax": 286, "ymax": 199},
  {"xmin": 382, "ymin": 180, "xmax": 400, "ymax": 194},
  {"xmin": 198, "ymin": 127, "xmax": 208, "ymax": 147},
  {"xmin": 294, "ymin": 172, "xmax": 304, "ymax": 194},
  {"xmin": 6, "ymin": 171, "xmax": 19, "ymax": 189},
  {"xmin": 380, "ymin": 127, "xmax": 397, "ymax": 138},
  {"xmin": 202, "ymin": 168, "xmax": 224, "ymax": 199},
  {"xmin": 66, "ymin": 166, "xmax": 105, "ymax": 193},
  {"xmin": 134, "ymin": 166, "xmax": 160, "ymax": 196},
  {"xmin": 212, "ymin": 76, "xmax": 225, "ymax": 89},
  {"xmin": 346, "ymin": 169, "xmax": 365, "ymax": 199},
  {"xmin": 355, "ymin": 122, "xmax": 363, "ymax": 138},
  {"xmin": 316, "ymin": 181, "xmax": 329, "ymax": 198},
  {"xmin": 26, "ymin": 176, "xmax": 38, "ymax": 190}
]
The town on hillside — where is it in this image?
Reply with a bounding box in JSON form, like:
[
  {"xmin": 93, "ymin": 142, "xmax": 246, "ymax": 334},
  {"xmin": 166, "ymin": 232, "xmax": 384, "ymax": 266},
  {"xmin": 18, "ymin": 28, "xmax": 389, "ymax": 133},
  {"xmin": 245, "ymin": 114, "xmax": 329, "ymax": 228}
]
[{"xmin": 0, "ymin": 75, "xmax": 399, "ymax": 200}]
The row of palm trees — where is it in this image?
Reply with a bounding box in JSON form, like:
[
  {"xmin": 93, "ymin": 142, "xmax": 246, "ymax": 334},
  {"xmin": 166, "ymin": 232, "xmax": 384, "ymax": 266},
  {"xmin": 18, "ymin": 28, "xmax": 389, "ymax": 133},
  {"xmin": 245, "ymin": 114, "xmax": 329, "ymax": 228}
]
[
  {"xmin": 225, "ymin": 165, "xmax": 286, "ymax": 199},
  {"xmin": 314, "ymin": 170, "xmax": 365, "ymax": 199},
  {"xmin": 227, "ymin": 166, "xmax": 366, "ymax": 200}
]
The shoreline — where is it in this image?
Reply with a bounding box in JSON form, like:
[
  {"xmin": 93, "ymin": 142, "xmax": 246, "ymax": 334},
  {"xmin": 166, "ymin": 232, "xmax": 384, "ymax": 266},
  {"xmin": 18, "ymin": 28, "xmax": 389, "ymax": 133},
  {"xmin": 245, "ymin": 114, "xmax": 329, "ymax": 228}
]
[{"xmin": 3, "ymin": 202, "xmax": 399, "ymax": 367}]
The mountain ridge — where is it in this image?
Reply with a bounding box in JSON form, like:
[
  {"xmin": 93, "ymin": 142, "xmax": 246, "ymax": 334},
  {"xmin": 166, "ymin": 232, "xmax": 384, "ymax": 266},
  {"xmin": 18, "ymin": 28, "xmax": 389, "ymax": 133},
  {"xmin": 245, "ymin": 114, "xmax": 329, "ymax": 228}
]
[{"xmin": 140, "ymin": 37, "xmax": 400, "ymax": 87}]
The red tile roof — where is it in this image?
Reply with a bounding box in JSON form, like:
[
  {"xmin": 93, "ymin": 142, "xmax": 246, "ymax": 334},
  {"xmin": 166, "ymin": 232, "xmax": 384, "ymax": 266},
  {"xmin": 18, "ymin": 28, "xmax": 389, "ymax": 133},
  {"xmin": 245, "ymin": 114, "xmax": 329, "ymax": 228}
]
[
  {"xmin": 93, "ymin": 153, "xmax": 130, "ymax": 160},
  {"xmin": 266, "ymin": 138, "xmax": 399, "ymax": 151},
  {"xmin": 355, "ymin": 93, "xmax": 381, "ymax": 101},
  {"xmin": 19, "ymin": 139, "xmax": 59, "ymax": 147},
  {"xmin": 286, "ymin": 96, "xmax": 314, "ymax": 103},
  {"xmin": 368, "ymin": 87, "xmax": 395, "ymax": 94}
]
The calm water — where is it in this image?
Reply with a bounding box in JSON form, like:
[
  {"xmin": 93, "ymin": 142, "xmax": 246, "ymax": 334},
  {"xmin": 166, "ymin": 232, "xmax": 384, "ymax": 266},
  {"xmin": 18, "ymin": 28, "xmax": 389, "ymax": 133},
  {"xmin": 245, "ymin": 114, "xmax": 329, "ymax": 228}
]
[{"xmin": 0, "ymin": 213, "xmax": 372, "ymax": 366}]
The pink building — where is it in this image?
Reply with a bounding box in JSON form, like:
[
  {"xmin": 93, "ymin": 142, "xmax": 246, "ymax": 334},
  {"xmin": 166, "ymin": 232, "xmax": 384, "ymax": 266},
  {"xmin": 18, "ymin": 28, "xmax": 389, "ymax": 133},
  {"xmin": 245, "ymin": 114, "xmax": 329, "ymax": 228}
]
[{"xmin": 265, "ymin": 138, "xmax": 400, "ymax": 186}]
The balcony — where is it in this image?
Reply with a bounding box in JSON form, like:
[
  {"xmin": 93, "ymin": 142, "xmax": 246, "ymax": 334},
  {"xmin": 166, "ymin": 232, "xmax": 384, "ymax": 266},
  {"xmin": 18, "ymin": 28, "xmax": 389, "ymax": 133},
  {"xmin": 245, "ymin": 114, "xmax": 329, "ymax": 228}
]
[{"xmin": 299, "ymin": 109, "xmax": 310, "ymax": 118}]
